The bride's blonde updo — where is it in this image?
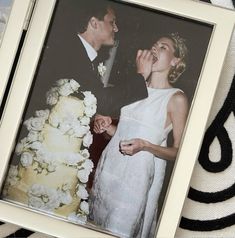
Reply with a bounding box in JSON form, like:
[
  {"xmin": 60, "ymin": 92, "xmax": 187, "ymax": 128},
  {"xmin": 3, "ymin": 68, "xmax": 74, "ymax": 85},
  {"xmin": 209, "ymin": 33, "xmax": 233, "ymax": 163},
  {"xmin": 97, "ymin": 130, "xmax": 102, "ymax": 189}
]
[{"xmin": 167, "ymin": 32, "xmax": 188, "ymax": 83}]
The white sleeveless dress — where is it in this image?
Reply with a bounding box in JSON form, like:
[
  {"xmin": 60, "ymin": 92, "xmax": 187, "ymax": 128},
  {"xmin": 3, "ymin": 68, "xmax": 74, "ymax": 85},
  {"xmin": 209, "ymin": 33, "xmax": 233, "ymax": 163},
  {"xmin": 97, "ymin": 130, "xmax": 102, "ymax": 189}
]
[{"xmin": 89, "ymin": 87, "xmax": 182, "ymax": 238}]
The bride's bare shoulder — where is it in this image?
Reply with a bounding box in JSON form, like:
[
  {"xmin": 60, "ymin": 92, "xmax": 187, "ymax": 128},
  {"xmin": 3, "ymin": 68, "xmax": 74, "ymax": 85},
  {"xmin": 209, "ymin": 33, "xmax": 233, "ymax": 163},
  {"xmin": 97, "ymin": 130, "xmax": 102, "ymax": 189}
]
[{"xmin": 168, "ymin": 91, "xmax": 188, "ymax": 113}]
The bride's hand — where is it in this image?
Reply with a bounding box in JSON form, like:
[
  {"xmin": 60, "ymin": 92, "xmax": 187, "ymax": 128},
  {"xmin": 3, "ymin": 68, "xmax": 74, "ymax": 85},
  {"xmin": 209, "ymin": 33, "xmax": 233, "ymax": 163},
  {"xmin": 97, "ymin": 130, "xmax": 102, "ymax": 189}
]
[
  {"xmin": 93, "ymin": 115, "xmax": 112, "ymax": 134},
  {"xmin": 119, "ymin": 138, "xmax": 147, "ymax": 156}
]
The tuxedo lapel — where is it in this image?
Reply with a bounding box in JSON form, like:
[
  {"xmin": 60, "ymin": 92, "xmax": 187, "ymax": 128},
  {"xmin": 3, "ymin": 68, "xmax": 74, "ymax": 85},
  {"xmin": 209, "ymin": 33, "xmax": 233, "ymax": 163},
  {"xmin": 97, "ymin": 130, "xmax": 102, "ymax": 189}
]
[{"xmin": 68, "ymin": 36, "xmax": 101, "ymax": 90}]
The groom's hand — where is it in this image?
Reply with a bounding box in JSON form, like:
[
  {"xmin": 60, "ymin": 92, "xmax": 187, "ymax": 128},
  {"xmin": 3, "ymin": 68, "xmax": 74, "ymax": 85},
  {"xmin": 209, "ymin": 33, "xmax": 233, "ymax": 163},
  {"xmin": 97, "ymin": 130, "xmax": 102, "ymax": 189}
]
[
  {"xmin": 93, "ymin": 114, "xmax": 112, "ymax": 134},
  {"xmin": 136, "ymin": 49, "xmax": 153, "ymax": 81}
]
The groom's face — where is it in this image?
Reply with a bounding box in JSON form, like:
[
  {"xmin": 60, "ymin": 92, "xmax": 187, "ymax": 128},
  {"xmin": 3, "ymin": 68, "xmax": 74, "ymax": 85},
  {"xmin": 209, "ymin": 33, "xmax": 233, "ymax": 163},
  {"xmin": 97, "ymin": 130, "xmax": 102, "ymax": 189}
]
[{"xmin": 96, "ymin": 8, "xmax": 118, "ymax": 46}]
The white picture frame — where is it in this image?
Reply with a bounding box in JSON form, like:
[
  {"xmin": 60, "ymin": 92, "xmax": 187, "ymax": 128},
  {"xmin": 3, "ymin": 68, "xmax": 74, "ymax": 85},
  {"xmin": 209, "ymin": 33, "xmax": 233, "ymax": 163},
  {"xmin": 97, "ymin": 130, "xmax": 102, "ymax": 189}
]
[
  {"xmin": 0, "ymin": 0, "xmax": 34, "ymax": 107},
  {"xmin": 0, "ymin": 0, "xmax": 234, "ymax": 237}
]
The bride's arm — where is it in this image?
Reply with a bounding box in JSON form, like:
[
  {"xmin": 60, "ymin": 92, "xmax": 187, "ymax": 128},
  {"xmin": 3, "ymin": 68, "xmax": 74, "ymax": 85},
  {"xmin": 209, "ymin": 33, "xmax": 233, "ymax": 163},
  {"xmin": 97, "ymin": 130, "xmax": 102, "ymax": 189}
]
[
  {"xmin": 120, "ymin": 93, "xmax": 188, "ymax": 161},
  {"xmin": 120, "ymin": 138, "xmax": 178, "ymax": 161}
]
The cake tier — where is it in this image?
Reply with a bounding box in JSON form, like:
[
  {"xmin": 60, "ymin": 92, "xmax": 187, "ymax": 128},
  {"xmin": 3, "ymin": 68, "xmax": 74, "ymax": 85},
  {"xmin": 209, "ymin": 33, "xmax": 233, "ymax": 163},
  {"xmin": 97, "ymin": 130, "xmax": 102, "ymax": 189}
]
[
  {"xmin": 50, "ymin": 95, "xmax": 85, "ymax": 120},
  {"xmin": 42, "ymin": 124, "xmax": 83, "ymax": 154},
  {"xmin": 6, "ymin": 164, "xmax": 80, "ymax": 217}
]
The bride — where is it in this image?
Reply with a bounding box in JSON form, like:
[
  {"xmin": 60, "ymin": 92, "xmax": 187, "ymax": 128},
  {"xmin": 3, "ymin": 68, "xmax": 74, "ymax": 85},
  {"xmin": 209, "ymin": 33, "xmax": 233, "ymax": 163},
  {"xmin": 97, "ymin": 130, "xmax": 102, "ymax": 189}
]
[{"xmin": 89, "ymin": 33, "xmax": 189, "ymax": 238}]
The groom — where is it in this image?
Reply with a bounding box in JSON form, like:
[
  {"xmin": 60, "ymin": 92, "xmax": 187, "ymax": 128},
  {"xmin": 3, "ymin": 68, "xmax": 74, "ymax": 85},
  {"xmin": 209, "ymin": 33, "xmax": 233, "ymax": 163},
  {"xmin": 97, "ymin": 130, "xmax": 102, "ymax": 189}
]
[
  {"xmin": 62, "ymin": 0, "xmax": 153, "ymax": 186},
  {"xmin": 23, "ymin": 0, "xmax": 153, "ymax": 184},
  {"xmin": 29, "ymin": 0, "xmax": 152, "ymax": 119}
]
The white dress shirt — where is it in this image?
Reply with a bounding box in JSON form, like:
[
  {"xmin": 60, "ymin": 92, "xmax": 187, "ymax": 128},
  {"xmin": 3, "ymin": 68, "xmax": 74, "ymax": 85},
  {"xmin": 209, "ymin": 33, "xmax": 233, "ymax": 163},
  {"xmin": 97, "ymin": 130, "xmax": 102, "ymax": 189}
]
[{"xmin": 78, "ymin": 34, "xmax": 97, "ymax": 62}]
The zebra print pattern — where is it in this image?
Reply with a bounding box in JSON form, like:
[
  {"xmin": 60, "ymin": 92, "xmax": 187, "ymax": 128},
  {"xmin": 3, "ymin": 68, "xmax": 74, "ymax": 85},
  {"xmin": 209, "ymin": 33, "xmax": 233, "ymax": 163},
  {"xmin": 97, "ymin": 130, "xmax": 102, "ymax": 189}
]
[{"xmin": 0, "ymin": 0, "xmax": 234, "ymax": 237}]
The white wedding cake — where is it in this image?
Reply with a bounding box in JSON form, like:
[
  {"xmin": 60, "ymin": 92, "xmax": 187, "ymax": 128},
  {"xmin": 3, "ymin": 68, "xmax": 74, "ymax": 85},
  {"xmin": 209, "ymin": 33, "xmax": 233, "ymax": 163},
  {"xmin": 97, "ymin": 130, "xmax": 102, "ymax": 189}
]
[{"xmin": 3, "ymin": 79, "xmax": 97, "ymax": 223}]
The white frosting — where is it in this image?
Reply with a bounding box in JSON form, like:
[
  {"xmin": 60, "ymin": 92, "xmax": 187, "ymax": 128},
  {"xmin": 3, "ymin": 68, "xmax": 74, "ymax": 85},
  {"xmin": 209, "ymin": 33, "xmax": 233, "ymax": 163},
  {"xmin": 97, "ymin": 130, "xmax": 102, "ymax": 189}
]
[{"xmin": 4, "ymin": 79, "xmax": 96, "ymax": 221}]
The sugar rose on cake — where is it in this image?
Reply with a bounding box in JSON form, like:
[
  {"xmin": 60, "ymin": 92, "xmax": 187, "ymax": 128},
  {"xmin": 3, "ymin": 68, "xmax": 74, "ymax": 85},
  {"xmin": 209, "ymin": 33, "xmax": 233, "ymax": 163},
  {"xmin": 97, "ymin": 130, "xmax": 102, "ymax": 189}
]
[{"xmin": 3, "ymin": 78, "xmax": 97, "ymax": 224}]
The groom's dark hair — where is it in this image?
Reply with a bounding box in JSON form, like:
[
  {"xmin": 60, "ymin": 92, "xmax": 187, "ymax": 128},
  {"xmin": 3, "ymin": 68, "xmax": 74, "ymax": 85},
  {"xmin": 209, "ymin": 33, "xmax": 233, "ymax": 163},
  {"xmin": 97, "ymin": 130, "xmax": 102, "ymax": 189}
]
[{"xmin": 62, "ymin": 0, "xmax": 115, "ymax": 33}]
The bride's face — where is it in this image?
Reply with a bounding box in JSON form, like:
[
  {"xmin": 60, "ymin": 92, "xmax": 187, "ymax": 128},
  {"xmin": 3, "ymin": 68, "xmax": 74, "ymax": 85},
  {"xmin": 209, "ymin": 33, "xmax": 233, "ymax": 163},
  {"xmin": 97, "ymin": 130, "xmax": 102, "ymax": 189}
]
[{"xmin": 151, "ymin": 37, "xmax": 179, "ymax": 73}]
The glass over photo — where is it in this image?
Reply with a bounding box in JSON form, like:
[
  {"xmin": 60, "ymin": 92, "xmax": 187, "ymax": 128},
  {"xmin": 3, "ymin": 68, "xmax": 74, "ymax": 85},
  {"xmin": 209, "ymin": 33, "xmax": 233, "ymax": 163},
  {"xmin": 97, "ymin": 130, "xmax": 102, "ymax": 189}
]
[{"xmin": 0, "ymin": 0, "xmax": 213, "ymax": 237}]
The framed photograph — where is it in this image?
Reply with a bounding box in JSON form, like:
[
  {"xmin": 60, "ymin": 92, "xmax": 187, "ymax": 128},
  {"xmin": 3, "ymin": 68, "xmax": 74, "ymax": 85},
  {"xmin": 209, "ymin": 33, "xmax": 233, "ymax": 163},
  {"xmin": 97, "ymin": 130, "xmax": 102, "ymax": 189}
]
[
  {"xmin": 0, "ymin": 0, "xmax": 35, "ymax": 109},
  {"xmin": 0, "ymin": 0, "xmax": 234, "ymax": 237}
]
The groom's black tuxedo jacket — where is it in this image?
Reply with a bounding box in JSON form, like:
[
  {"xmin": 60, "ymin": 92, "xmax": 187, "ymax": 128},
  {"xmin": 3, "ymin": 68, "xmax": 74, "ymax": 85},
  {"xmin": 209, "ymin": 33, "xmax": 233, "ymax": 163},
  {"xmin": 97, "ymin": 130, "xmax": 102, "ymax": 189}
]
[{"xmin": 25, "ymin": 34, "xmax": 147, "ymax": 119}]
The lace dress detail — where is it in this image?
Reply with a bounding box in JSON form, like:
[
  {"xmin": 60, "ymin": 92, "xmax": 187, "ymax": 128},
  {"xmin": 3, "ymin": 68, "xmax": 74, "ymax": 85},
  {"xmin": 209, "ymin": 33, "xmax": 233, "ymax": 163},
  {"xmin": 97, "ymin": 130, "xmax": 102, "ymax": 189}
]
[{"xmin": 89, "ymin": 87, "xmax": 182, "ymax": 238}]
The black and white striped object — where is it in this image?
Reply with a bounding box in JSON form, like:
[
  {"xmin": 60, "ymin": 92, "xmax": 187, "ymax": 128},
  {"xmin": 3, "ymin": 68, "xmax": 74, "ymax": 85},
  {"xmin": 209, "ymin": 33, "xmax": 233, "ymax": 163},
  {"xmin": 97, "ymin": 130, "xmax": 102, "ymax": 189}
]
[
  {"xmin": 0, "ymin": 221, "xmax": 51, "ymax": 238},
  {"xmin": 177, "ymin": 0, "xmax": 235, "ymax": 237}
]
